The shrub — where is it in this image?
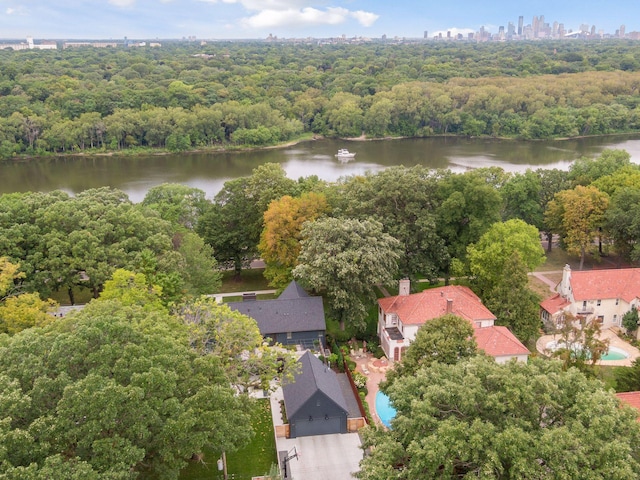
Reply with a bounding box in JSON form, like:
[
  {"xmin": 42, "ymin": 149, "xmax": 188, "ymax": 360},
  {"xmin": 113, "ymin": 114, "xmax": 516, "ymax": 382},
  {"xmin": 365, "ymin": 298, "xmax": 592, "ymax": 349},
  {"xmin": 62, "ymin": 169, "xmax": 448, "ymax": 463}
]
[{"xmin": 352, "ymin": 371, "xmax": 367, "ymax": 389}]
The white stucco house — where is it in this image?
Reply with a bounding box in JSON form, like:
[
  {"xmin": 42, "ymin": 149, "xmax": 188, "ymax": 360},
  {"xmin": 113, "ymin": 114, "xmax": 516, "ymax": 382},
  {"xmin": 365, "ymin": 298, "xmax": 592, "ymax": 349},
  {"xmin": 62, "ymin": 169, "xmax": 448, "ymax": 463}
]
[
  {"xmin": 377, "ymin": 280, "xmax": 529, "ymax": 364},
  {"xmin": 540, "ymin": 265, "xmax": 640, "ymax": 334}
]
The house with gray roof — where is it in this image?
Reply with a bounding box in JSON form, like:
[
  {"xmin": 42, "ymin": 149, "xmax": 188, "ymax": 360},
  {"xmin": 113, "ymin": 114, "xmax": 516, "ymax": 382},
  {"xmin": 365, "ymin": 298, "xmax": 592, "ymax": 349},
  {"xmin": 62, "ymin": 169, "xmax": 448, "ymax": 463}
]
[
  {"xmin": 227, "ymin": 280, "xmax": 326, "ymax": 349},
  {"xmin": 283, "ymin": 351, "xmax": 349, "ymax": 438}
]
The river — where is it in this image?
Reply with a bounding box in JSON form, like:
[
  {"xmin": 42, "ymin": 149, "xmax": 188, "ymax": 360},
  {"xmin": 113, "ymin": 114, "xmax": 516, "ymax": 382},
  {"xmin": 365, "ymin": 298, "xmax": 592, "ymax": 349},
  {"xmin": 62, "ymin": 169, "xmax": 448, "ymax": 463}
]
[{"xmin": 1, "ymin": 135, "xmax": 640, "ymax": 202}]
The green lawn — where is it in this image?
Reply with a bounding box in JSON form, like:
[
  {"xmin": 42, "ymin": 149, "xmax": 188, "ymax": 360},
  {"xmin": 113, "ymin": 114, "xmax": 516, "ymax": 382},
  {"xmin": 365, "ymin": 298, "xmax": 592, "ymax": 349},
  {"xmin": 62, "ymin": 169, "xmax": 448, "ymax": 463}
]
[
  {"xmin": 179, "ymin": 399, "xmax": 277, "ymax": 480},
  {"xmin": 219, "ymin": 268, "xmax": 271, "ymax": 293}
]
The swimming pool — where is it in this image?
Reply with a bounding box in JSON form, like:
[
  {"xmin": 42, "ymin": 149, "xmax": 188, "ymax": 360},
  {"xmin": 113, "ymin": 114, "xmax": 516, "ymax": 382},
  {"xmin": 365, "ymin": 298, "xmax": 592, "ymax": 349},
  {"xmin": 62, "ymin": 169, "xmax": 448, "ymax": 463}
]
[
  {"xmin": 546, "ymin": 341, "xmax": 629, "ymax": 361},
  {"xmin": 375, "ymin": 391, "xmax": 397, "ymax": 428}
]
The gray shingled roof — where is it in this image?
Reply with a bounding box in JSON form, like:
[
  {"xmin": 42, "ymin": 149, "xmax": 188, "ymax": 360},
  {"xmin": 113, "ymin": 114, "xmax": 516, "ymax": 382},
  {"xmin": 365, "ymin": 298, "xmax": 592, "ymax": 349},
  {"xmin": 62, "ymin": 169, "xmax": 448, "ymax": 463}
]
[
  {"xmin": 227, "ymin": 281, "xmax": 326, "ymax": 336},
  {"xmin": 283, "ymin": 351, "xmax": 349, "ymax": 418}
]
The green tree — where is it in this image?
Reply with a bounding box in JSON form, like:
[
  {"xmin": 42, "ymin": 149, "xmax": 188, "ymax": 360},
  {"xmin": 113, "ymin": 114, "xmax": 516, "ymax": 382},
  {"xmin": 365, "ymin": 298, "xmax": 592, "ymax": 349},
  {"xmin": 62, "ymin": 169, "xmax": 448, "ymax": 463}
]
[
  {"xmin": 568, "ymin": 149, "xmax": 631, "ymax": 187},
  {"xmin": 604, "ymin": 187, "xmax": 640, "ymax": 262},
  {"xmin": 334, "ymin": 167, "xmax": 450, "ymax": 282},
  {"xmin": 293, "ymin": 218, "xmax": 401, "ymax": 331},
  {"xmin": 357, "ymin": 356, "xmax": 640, "ymax": 480},
  {"xmin": 0, "ymin": 299, "xmax": 253, "ymax": 479},
  {"xmin": 142, "ymin": 183, "xmax": 208, "ymax": 229},
  {"xmin": 550, "ymin": 312, "xmax": 609, "ymax": 376},
  {"xmin": 0, "ymin": 256, "xmax": 24, "ymax": 300},
  {"xmin": 545, "ymin": 185, "xmax": 609, "ymax": 270},
  {"xmin": 174, "ymin": 298, "xmax": 297, "ymax": 392},
  {"xmin": 385, "ymin": 314, "xmax": 477, "ymax": 383},
  {"xmin": 623, "ymin": 307, "xmax": 640, "ymax": 334},
  {"xmin": 468, "ymin": 219, "xmax": 544, "ymax": 290},
  {"xmin": 615, "ymin": 357, "xmax": 640, "ymax": 393},
  {"xmin": 98, "ymin": 268, "xmax": 165, "ymax": 311},
  {"xmin": 0, "ymin": 292, "xmax": 58, "ymax": 334},
  {"xmin": 258, "ymin": 192, "xmax": 329, "ymax": 290},
  {"xmin": 482, "ymin": 252, "xmax": 542, "ymax": 342},
  {"xmin": 436, "ymin": 170, "xmax": 503, "ymax": 266}
]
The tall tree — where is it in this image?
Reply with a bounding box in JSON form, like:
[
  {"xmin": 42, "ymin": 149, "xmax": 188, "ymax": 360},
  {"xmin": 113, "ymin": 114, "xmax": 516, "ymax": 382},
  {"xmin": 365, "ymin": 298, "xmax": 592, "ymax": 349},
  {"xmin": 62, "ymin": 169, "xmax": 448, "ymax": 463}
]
[
  {"xmin": 293, "ymin": 218, "xmax": 401, "ymax": 331},
  {"xmin": 545, "ymin": 185, "xmax": 609, "ymax": 270},
  {"xmin": 141, "ymin": 183, "xmax": 209, "ymax": 230},
  {"xmin": 467, "ymin": 218, "xmax": 545, "ymax": 294},
  {"xmin": 357, "ymin": 356, "xmax": 640, "ymax": 480},
  {"xmin": 384, "ymin": 314, "xmax": 477, "ymax": 384},
  {"xmin": 568, "ymin": 149, "xmax": 631, "ymax": 187},
  {"xmin": 258, "ymin": 192, "xmax": 329, "ymax": 290},
  {"xmin": 435, "ymin": 170, "xmax": 503, "ymax": 266},
  {"xmin": 0, "ymin": 300, "xmax": 253, "ymax": 479},
  {"xmin": 604, "ymin": 187, "xmax": 640, "ymax": 262},
  {"xmin": 334, "ymin": 167, "xmax": 450, "ymax": 282}
]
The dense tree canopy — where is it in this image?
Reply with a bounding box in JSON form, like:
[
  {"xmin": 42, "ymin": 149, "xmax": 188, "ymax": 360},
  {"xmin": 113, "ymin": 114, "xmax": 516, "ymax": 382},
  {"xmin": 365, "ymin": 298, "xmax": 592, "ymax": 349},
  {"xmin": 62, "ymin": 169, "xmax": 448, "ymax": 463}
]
[
  {"xmin": 294, "ymin": 217, "xmax": 401, "ymax": 331},
  {"xmin": 1, "ymin": 42, "xmax": 640, "ymax": 157},
  {"xmin": 0, "ymin": 299, "xmax": 253, "ymax": 479},
  {"xmin": 358, "ymin": 356, "xmax": 640, "ymax": 480}
]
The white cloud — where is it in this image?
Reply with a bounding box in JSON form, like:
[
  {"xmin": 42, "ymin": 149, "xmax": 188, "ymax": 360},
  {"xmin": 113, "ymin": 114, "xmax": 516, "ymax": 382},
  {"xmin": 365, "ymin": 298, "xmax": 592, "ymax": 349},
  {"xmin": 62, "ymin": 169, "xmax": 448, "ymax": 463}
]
[
  {"xmin": 108, "ymin": 0, "xmax": 137, "ymax": 7},
  {"xmin": 6, "ymin": 8, "xmax": 15, "ymax": 15},
  {"xmin": 350, "ymin": 10, "xmax": 378, "ymax": 27},
  {"xmin": 198, "ymin": 0, "xmax": 379, "ymax": 29}
]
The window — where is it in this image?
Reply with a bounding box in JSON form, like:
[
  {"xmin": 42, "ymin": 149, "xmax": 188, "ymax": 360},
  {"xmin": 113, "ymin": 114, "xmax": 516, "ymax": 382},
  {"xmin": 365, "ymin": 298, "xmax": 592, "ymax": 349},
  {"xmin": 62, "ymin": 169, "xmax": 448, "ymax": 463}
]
[
  {"xmin": 596, "ymin": 316, "xmax": 604, "ymax": 324},
  {"xmin": 286, "ymin": 332, "xmax": 292, "ymax": 340},
  {"xmin": 616, "ymin": 298, "xmax": 620, "ymax": 306},
  {"xmin": 614, "ymin": 314, "xmax": 618, "ymax": 324},
  {"xmin": 597, "ymin": 299, "xmax": 601, "ymax": 306},
  {"xmin": 583, "ymin": 301, "xmax": 587, "ymax": 309}
]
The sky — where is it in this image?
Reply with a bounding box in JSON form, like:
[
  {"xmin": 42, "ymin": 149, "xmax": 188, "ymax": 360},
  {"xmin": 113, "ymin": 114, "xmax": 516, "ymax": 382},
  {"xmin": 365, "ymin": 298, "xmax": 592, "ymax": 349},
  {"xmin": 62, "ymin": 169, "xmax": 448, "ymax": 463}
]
[{"xmin": 0, "ymin": 0, "xmax": 638, "ymax": 40}]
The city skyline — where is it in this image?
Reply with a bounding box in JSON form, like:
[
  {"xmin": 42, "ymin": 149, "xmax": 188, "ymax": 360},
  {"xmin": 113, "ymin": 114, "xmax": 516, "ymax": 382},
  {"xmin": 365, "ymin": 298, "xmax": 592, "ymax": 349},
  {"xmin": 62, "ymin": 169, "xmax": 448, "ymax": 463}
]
[{"xmin": 0, "ymin": 1, "xmax": 638, "ymax": 40}]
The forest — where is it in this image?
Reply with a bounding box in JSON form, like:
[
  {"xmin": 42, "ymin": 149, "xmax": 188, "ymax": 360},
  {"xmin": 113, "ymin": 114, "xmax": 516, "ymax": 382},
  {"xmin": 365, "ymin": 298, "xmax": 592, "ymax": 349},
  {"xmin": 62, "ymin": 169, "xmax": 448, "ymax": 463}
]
[{"xmin": 1, "ymin": 40, "xmax": 640, "ymax": 158}]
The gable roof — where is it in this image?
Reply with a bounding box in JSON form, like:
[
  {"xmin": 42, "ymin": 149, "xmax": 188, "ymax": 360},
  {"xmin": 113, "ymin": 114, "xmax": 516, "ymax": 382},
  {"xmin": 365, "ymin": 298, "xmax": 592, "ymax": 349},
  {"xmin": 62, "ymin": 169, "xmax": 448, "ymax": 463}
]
[
  {"xmin": 474, "ymin": 325, "xmax": 530, "ymax": 357},
  {"xmin": 540, "ymin": 293, "xmax": 571, "ymax": 315},
  {"xmin": 278, "ymin": 281, "xmax": 310, "ymax": 300},
  {"xmin": 282, "ymin": 351, "xmax": 349, "ymax": 418},
  {"xmin": 378, "ymin": 285, "xmax": 496, "ymax": 326},
  {"xmin": 227, "ymin": 281, "xmax": 325, "ymax": 335},
  {"xmin": 570, "ymin": 268, "xmax": 640, "ymax": 302}
]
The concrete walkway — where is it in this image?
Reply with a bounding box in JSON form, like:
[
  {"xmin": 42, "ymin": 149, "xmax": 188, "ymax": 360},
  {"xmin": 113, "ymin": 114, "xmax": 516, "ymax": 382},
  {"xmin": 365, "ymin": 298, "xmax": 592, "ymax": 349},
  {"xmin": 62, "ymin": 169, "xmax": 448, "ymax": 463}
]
[
  {"xmin": 352, "ymin": 351, "xmax": 390, "ymax": 427},
  {"xmin": 530, "ymin": 270, "xmax": 562, "ymax": 292}
]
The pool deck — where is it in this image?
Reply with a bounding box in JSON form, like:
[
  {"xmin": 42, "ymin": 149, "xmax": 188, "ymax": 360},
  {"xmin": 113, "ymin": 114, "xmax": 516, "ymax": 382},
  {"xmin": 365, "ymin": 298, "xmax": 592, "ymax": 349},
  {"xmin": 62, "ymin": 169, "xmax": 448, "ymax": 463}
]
[
  {"xmin": 352, "ymin": 351, "xmax": 391, "ymax": 427},
  {"xmin": 536, "ymin": 328, "xmax": 640, "ymax": 366}
]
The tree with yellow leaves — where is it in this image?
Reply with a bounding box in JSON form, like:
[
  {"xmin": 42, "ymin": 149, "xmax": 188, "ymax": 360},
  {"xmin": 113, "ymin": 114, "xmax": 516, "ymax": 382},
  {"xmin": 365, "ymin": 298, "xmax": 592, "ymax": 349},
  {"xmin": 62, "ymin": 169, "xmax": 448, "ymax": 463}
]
[{"xmin": 258, "ymin": 192, "xmax": 330, "ymax": 289}]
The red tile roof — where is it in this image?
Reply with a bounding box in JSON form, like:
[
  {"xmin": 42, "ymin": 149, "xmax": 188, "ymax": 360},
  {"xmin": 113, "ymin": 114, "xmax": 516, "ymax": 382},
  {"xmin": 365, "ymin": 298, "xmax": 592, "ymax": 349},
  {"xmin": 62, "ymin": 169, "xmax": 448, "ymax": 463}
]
[
  {"xmin": 616, "ymin": 392, "xmax": 640, "ymax": 418},
  {"xmin": 540, "ymin": 293, "xmax": 571, "ymax": 314},
  {"xmin": 570, "ymin": 268, "xmax": 640, "ymax": 302},
  {"xmin": 474, "ymin": 325, "xmax": 530, "ymax": 357},
  {"xmin": 378, "ymin": 285, "xmax": 496, "ymax": 326}
]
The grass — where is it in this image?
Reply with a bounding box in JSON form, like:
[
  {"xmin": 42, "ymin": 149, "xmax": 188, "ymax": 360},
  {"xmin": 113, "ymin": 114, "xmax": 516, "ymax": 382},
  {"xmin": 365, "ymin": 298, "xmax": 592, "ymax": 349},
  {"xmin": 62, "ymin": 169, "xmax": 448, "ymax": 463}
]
[
  {"xmin": 219, "ymin": 268, "xmax": 271, "ymax": 293},
  {"xmin": 179, "ymin": 399, "xmax": 277, "ymax": 480},
  {"xmin": 48, "ymin": 286, "xmax": 94, "ymax": 305}
]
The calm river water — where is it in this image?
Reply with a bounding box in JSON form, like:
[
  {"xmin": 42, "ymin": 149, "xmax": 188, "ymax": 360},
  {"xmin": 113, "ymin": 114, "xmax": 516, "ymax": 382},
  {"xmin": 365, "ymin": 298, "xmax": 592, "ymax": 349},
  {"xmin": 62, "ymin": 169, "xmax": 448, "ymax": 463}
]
[{"xmin": 2, "ymin": 135, "xmax": 640, "ymax": 202}]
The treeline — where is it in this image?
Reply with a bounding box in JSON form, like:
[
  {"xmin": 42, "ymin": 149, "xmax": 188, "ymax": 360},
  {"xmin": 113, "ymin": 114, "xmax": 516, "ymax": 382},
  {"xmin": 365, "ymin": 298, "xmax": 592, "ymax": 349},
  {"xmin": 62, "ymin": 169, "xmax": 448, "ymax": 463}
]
[{"xmin": 1, "ymin": 41, "xmax": 640, "ymax": 157}]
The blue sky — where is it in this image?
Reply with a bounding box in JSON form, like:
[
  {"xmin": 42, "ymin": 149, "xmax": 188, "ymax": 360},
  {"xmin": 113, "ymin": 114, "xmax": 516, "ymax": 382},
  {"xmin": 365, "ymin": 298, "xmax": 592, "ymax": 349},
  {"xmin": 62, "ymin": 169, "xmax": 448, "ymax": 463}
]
[{"xmin": 0, "ymin": 0, "xmax": 638, "ymax": 40}]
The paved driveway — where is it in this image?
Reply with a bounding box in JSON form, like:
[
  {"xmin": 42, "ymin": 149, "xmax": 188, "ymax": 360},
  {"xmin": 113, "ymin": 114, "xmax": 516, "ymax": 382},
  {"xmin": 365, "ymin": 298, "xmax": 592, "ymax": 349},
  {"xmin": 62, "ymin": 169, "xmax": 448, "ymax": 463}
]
[{"xmin": 276, "ymin": 432, "xmax": 362, "ymax": 480}]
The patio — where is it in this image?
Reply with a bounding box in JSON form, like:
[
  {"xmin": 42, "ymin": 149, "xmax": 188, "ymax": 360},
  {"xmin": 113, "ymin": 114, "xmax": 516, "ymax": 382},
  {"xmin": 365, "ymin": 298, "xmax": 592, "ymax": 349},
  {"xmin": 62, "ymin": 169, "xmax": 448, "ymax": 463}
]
[{"xmin": 536, "ymin": 328, "xmax": 640, "ymax": 366}]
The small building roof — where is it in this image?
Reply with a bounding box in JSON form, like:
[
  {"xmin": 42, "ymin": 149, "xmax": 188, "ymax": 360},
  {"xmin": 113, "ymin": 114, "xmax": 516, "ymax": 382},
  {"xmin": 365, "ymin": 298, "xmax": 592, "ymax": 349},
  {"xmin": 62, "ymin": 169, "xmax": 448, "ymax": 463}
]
[
  {"xmin": 283, "ymin": 351, "xmax": 349, "ymax": 418},
  {"xmin": 540, "ymin": 293, "xmax": 571, "ymax": 315},
  {"xmin": 570, "ymin": 268, "xmax": 640, "ymax": 303},
  {"xmin": 227, "ymin": 281, "xmax": 325, "ymax": 335},
  {"xmin": 616, "ymin": 391, "xmax": 640, "ymax": 419},
  {"xmin": 474, "ymin": 325, "xmax": 530, "ymax": 358},
  {"xmin": 378, "ymin": 285, "xmax": 496, "ymax": 326}
]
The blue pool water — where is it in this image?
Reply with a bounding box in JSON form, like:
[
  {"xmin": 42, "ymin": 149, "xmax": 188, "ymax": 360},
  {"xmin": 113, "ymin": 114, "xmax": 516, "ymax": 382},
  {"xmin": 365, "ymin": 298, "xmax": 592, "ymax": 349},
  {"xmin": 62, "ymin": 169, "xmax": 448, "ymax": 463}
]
[{"xmin": 375, "ymin": 391, "xmax": 397, "ymax": 428}]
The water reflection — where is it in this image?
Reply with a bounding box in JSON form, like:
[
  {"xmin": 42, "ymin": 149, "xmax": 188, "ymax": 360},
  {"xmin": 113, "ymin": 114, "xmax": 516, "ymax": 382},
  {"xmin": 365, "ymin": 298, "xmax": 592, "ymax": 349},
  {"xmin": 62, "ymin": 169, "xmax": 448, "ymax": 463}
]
[{"xmin": 1, "ymin": 135, "xmax": 639, "ymax": 202}]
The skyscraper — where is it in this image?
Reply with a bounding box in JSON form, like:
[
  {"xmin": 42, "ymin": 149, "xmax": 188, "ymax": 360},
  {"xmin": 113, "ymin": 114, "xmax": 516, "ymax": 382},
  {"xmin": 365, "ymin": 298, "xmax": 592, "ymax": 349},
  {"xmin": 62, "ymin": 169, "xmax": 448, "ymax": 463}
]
[{"xmin": 518, "ymin": 16, "xmax": 523, "ymax": 35}]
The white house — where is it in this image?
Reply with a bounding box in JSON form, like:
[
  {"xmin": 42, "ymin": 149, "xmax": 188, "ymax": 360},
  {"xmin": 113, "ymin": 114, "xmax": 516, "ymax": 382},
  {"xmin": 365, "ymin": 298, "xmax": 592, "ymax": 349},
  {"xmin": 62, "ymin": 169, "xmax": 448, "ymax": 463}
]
[
  {"xmin": 540, "ymin": 265, "xmax": 640, "ymax": 332},
  {"xmin": 377, "ymin": 281, "xmax": 529, "ymax": 364}
]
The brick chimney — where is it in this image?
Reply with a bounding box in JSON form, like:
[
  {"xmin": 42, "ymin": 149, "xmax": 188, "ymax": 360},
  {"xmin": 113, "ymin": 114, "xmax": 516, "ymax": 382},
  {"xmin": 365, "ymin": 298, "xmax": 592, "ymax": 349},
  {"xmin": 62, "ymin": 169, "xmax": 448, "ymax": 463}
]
[
  {"xmin": 399, "ymin": 278, "xmax": 410, "ymax": 296},
  {"xmin": 446, "ymin": 299, "xmax": 453, "ymax": 314},
  {"xmin": 560, "ymin": 264, "xmax": 571, "ymax": 298}
]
